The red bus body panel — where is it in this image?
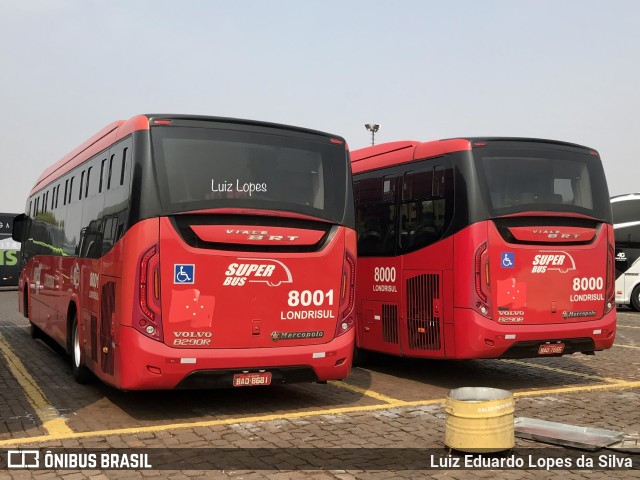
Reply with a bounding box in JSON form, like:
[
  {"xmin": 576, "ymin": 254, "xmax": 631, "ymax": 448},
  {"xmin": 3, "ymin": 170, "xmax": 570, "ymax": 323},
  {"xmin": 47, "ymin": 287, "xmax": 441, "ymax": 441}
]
[
  {"xmin": 355, "ymin": 222, "xmax": 615, "ymax": 359},
  {"xmin": 352, "ymin": 138, "xmax": 615, "ymax": 360},
  {"xmin": 21, "ymin": 217, "xmax": 356, "ymax": 389},
  {"xmin": 116, "ymin": 325, "xmax": 354, "ymax": 390},
  {"xmin": 18, "ymin": 115, "xmax": 356, "ymax": 389},
  {"xmin": 104, "ymin": 218, "xmax": 354, "ymax": 389},
  {"xmin": 157, "ymin": 217, "xmax": 345, "ymax": 350}
]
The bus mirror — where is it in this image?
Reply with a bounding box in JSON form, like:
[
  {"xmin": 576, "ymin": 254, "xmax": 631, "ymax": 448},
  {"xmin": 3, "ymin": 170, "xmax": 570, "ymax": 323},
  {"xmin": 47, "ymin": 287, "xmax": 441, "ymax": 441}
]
[{"xmin": 12, "ymin": 213, "xmax": 26, "ymax": 242}]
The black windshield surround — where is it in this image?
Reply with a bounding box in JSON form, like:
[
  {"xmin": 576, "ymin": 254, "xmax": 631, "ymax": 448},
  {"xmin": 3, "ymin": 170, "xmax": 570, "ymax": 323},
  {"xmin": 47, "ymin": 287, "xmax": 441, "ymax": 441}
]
[
  {"xmin": 473, "ymin": 141, "xmax": 611, "ymax": 223},
  {"xmin": 151, "ymin": 121, "xmax": 351, "ymax": 226}
]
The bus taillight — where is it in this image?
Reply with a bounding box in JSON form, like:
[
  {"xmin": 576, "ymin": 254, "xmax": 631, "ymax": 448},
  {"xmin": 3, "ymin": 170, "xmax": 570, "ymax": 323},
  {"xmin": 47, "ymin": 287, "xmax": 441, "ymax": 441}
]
[
  {"xmin": 605, "ymin": 240, "xmax": 615, "ymax": 313},
  {"xmin": 336, "ymin": 252, "xmax": 356, "ymax": 337},
  {"xmin": 136, "ymin": 245, "xmax": 163, "ymax": 341},
  {"xmin": 153, "ymin": 267, "xmax": 160, "ymax": 300},
  {"xmin": 474, "ymin": 242, "xmax": 492, "ymax": 318}
]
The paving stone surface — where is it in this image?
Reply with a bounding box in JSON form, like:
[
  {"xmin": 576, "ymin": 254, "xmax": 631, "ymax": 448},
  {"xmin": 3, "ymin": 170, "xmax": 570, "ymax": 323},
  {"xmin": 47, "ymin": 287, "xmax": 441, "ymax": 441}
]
[{"xmin": 0, "ymin": 292, "xmax": 638, "ymax": 478}]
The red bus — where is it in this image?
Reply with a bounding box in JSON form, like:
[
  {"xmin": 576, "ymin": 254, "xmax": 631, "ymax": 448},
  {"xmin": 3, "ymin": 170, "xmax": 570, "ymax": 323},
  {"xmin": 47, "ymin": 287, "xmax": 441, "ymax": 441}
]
[
  {"xmin": 13, "ymin": 115, "xmax": 356, "ymax": 389},
  {"xmin": 351, "ymin": 138, "xmax": 615, "ymax": 360}
]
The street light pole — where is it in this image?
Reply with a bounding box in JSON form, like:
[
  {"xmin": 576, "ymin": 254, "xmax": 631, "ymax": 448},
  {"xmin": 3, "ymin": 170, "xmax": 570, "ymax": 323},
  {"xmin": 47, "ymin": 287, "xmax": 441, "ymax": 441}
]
[{"xmin": 365, "ymin": 123, "xmax": 380, "ymax": 146}]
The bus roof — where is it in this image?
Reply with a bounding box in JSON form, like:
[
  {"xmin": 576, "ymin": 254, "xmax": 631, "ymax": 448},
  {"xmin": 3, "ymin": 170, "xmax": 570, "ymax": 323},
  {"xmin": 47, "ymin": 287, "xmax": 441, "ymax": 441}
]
[
  {"xmin": 611, "ymin": 193, "xmax": 640, "ymax": 202},
  {"xmin": 351, "ymin": 138, "xmax": 471, "ymax": 174},
  {"xmin": 350, "ymin": 137, "xmax": 596, "ymax": 175},
  {"xmin": 31, "ymin": 116, "xmax": 148, "ymax": 194},
  {"xmin": 30, "ymin": 114, "xmax": 346, "ymax": 195}
]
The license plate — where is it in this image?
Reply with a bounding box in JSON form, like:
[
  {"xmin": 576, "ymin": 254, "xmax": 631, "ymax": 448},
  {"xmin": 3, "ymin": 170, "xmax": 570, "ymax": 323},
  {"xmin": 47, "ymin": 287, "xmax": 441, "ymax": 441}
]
[
  {"xmin": 233, "ymin": 372, "xmax": 272, "ymax": 387},
  {"xmin": 538, "ymin": 343, "xmax": 565, "ymax": 355}
]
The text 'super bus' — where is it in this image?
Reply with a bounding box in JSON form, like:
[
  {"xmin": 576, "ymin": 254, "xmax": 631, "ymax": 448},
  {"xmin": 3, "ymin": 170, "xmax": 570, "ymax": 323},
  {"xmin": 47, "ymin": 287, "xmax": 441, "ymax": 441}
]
[
  {"xmin": 13, "ymin": 115, "xmax": 356, "ymax": 389},
  {"xmin": 351, "ymin": 138, "xmax": 615, "ymax": 360},
  {"xmin": 611, "ymin": 193, "xmax": 640, "ymax": 309}
]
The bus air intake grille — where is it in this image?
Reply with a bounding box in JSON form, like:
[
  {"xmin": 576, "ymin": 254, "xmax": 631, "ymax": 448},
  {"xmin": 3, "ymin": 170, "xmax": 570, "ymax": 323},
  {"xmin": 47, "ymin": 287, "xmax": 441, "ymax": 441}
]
[
  {"xmin": 406, "ymin": 273, "xmax": 441, "ymax": 351},
  {"xmin": 382, "ymin": 304, "xmax": 399, "ymax": 344}
]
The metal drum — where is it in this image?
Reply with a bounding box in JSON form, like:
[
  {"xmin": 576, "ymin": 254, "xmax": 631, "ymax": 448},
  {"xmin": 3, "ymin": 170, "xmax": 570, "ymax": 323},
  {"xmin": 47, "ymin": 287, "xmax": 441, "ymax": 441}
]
[{"xmin": 444, "ymin": 387, "xmax": 515, "ymax": 452}]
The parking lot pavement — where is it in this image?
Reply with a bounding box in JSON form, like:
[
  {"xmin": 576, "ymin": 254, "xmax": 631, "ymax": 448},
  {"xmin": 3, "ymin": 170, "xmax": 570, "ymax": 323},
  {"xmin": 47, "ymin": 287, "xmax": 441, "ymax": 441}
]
[{"xmin": 0, "ymin": 290, "xmax": 638, "ymax": 478}]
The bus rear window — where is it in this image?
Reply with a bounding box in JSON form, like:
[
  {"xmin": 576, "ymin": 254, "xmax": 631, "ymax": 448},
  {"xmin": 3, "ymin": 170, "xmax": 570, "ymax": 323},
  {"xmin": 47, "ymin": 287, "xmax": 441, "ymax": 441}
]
[
  {"xmin": 151, "ymin": 126, "xmax": 348, "ymax": 224},
  {"xmin": 474, "ymin": 145, "xmax": 610, "ymax": 221}
]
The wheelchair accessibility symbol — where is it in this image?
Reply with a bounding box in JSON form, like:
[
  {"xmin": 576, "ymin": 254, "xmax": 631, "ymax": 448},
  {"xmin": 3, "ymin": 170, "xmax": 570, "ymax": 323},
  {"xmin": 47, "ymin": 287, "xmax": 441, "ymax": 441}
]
[
  {"xmin": 174, "ymin": 264, "xmax": 195, "ymax": 284},
  {"xmin": 501, "ymin": 252, "xmax": 515, "ymax": 268}
]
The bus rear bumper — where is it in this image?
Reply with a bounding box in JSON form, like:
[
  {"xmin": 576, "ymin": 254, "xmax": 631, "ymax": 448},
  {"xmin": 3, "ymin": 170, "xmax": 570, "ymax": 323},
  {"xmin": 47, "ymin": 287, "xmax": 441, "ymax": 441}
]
[
  {"xmin": 115, "ymin": 327, "xmax": 354, "ymax": 390},
  {"xmin": 450, "ymin": 308, "xmax": 617, "ymax": 359}
]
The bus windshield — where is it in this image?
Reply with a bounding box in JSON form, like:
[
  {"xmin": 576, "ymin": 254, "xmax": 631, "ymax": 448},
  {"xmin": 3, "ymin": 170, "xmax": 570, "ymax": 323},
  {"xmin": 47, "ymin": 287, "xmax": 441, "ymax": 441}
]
[
  {"xmin": 151, "ymin": 126, "xmax": 348, "ymax": 224},
  {"xmin": 474, "ymin": 143, "xmax": 611, "ymax": 221}
]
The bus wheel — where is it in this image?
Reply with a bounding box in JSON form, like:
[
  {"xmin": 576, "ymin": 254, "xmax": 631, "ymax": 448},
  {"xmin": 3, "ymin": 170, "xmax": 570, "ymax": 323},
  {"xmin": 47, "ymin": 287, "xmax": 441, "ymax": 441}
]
[
  {"xmin": 23, "ymin": 287, "xmax": 29, "ymax": 319},
  {"xmin": 631, "ymin": 285, "xmax": 640, "ymax": 311},
  {"xmin": 29, "ymin": 322, "xmax": 41, "ymax": 339},
  {"xmin": 353, "ymin": 346, "xmax": 369, "ymax": 366},
  {"xmin": 71, "ymin": 314, "xmax": 92, "ymax": 384}
]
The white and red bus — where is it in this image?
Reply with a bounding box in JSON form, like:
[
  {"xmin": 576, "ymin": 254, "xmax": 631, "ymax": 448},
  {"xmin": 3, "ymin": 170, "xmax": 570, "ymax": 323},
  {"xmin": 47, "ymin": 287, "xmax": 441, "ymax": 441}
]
[
  {"xmin": 351, "ymin": 138, "xmax": 615, "ymax": 360},
  {"xmin": 611, "ymin": 193, "xmax": 640, "ymax": 309},
  {"xmin": 13, "ymin": 115, "xmax": 356, "ymax": 389}
]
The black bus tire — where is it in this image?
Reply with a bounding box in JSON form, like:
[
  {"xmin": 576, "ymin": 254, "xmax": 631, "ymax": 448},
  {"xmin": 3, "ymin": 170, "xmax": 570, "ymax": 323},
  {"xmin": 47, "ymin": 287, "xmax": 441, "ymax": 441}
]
[
  {"xmin": 23, "ymin": 287, "xmax": 29, "ymax": 319},
  {"xmin": 631, "ymin": 285, "xmax": 640, "ymax": 311},
  {"xmin": 353, "ymin": 346, "xmax": 369, "ymax": 366},
  {"xmin": 71, "ymin": 314, "xmax": 92, "ymax": 384},
  {"xmin": 30, "ymin": 322, "xmax": 41, "ymax": 339}
]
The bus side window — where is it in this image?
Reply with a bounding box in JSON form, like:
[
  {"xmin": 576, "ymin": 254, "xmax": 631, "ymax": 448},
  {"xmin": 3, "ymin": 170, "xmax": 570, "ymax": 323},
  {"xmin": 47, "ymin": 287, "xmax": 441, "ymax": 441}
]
[
  {"xmin": 354, "ymin": 176, "xmax": 397, "ymax": 257},
  {"xmin": 68, "ymin": 177, "xmax": 74, "ymax": 204},
  {"xmin": 120, "ymin": 148, "xmax": 128, "ymax": 186},
  {"xmin": 401, "ymin": 168, "xmax": 435, "ymax": 249},
  {"xmin": 400, "ymin": 163, "xmax": 453, "ymax": 252},
  {"xmin": 100, "ymin": 137, "xmax": 133, "ymax": 256}
]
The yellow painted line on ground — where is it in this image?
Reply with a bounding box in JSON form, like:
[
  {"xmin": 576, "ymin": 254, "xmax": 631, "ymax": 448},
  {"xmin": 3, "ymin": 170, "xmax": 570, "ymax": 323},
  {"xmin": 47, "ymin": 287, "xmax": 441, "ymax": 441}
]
[
  {"xmin": 2, "ymin": 379, "xmax": 640, "ymax": 447},
  {"xmin": 329, "ymin": 380, "xmax": 401, "ymax": 404},
  {"xmin": 0, "ymin": 334, "xmax": 73, "ymax": 436},
  {"xmin": 511, "ymin": 380, "xmax": 640, "ymax": 399},
  {"xmin": 614, "ymin": 343, "xmax": 640, "ymax": 350},
  {"xmin": 617, "ymin": 324, "xmax": 640, "ymax": 329},
  {"xmin": 396, "ymin": 380, "xmax": 640, "ymax": 407},
  {"xmin": 0, "ymin": 401, "xmax": 416, "ymax": 447},
  {"xmin": 500, "ymin": 359, "xmax": 624, "ymax": 384}
]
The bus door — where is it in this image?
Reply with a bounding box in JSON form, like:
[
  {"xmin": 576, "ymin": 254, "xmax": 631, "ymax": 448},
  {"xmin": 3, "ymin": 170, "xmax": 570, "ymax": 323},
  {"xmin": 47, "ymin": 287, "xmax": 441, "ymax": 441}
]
[
  {"xmin": 78, "ymin": 221, "xmax": 115, "ymax": 376},
  {"xmin": 397, "ymin": 165, "xmax": 450, "ymax": 357},
  {"xmin": 359, "ymin": 260, "xmax": 402, "ymax": 356},
  {"xmin": 26, "ymin": 220, "xmax": 58, "ymax": 338},
  {"xmin": 355, "ymin": 174, "xmax": 402, "ymax": 355}
]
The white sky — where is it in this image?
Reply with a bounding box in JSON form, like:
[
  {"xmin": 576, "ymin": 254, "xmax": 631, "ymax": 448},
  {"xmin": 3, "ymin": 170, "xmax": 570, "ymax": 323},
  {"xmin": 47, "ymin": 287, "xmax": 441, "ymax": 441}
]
[{"xmin": 1, "ymin": 0, "xmax": 639, "ymax": 213}]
